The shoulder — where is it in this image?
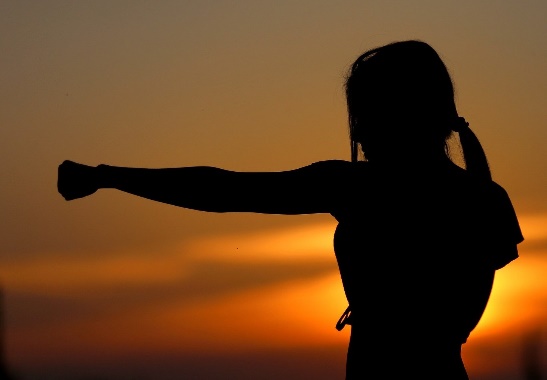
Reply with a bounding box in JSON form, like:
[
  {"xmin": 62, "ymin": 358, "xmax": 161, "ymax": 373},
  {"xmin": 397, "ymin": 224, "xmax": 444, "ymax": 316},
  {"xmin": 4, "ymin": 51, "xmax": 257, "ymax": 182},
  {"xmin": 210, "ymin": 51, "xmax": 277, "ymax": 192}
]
[
  {"xmin": 463, "ymin": 176, "xmax": 525, "ymax": 247},
  {"xmin": 452, "ymin": 172, "xmax": 518, "ymax": 217},
  {"xmin": 478, "ymin": 180, "xmax": 524, "ymax": 267},
  {"xmin": 487, "ymin": 181, "xmax": 513, "ymax": 201},
  {"xmin": 465, "ymin": 176, "xmax": 514, "ymax": 206},
  {"xmin": 308, "ymin": 159, "xmax": 353, "ymax": 169},
  {"xmin": 447, "ymin": 165, "xmax": 510, "ymax": 199},
  {"xmin": 307, "ymin": 159, "xmax": 370, "ymax": 174}
]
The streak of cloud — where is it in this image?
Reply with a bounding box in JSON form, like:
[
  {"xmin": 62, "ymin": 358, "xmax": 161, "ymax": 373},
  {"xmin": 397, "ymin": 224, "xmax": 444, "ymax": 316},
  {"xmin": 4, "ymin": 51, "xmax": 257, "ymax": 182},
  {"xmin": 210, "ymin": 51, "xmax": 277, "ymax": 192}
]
[{"xmin": 3, "ymin": 222, "xmax": 339, "ymax": 329}]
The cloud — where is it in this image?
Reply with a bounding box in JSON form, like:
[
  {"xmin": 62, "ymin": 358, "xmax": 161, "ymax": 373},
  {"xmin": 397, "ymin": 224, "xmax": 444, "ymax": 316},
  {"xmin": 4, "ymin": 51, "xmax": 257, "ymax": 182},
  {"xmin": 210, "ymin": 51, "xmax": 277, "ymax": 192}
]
[{"xmin": 4, "ymin": 222, "xmax": 339, "ymax": 328}]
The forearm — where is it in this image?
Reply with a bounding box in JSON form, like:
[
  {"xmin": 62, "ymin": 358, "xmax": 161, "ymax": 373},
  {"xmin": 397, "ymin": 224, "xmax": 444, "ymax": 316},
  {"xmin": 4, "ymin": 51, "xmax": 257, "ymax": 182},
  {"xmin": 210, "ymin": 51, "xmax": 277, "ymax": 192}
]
[{"xmin": 97, "ymin": 164, "xmax": 239, "ymax": 212}]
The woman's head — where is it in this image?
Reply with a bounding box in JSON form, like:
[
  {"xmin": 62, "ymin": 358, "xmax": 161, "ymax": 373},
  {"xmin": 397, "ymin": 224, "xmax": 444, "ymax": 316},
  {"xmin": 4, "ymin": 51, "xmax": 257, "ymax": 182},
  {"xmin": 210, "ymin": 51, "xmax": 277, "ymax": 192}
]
[{"xmin": 345, "ymin": 40, "xmax": 459, "ymax": 163}]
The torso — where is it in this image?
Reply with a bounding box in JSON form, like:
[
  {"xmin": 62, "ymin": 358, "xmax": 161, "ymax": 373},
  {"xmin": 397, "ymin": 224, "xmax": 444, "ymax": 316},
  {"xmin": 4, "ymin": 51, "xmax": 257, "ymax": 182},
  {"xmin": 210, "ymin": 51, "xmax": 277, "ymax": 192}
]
[{"xmin": 329, "ymin": 160, "xmax": 512, "ymax": 378}]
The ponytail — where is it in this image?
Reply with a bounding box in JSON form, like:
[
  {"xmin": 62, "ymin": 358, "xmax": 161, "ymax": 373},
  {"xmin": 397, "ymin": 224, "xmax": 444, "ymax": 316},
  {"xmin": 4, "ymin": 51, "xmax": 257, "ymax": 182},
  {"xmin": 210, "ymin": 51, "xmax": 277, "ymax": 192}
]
[{"xmin": 453, "ymin": 117, "xmax": 492, "ymax": 181}]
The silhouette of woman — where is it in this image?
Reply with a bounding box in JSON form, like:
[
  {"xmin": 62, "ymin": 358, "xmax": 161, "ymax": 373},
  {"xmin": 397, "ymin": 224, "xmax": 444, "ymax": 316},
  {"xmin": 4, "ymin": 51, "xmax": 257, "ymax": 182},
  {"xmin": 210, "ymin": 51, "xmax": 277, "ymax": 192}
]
[{"xmin": 58, "ymin": 40, "xmax": 524, "ymax": 379}]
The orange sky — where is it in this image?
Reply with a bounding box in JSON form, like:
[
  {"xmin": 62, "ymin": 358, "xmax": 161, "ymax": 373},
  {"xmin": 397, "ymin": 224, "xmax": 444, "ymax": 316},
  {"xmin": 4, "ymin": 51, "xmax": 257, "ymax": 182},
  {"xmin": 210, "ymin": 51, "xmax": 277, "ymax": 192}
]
[{"xmin": 1, "ymin": 1, "xmax": 546, "ymax": 379}]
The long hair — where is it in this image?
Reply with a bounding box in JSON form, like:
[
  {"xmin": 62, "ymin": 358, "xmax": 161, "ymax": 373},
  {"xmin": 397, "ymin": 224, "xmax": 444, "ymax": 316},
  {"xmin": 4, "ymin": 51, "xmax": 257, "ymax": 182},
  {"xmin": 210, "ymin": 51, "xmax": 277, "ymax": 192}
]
[{"xmin": 345, "ymin": 40, "xmax": 491, "ymax": 180}]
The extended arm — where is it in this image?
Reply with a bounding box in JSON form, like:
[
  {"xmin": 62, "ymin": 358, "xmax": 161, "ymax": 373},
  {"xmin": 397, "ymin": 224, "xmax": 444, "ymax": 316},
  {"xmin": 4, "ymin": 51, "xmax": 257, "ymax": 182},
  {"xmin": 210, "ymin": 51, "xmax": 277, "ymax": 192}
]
[{"xmin": 57, "ymin": 160, "xmax": 351, "ymax": 215}]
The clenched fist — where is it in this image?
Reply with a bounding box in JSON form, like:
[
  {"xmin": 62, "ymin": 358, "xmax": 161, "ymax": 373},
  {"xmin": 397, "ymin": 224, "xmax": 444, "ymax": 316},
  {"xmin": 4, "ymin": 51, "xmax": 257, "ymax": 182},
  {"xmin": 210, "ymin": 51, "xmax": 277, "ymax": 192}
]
[{"xmin": 57, "ymin": 160, "xmax": 99, "ymax": 201}]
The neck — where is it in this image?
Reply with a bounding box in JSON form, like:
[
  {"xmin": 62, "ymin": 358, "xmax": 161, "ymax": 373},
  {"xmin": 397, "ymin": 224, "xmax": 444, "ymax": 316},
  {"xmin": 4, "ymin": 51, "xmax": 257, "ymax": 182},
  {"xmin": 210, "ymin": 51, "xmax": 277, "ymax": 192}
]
[{"xmin": 370, "ymin": 147, "xmax": 453, "ymax": 170}]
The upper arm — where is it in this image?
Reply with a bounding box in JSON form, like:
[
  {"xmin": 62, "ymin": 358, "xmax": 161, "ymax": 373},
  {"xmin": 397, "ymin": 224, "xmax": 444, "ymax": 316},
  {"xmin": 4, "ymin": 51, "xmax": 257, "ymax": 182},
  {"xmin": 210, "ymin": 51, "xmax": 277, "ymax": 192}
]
[{"xmin": 215, "ymin": 160, "xmax": 354, "ymax": 215}]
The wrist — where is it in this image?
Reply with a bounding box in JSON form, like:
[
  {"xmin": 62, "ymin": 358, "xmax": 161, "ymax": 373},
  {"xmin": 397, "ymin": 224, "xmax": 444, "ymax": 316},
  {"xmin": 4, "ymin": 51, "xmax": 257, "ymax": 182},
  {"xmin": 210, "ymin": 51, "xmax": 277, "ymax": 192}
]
[{"xmin": 95, "ymin": 164, "xmax": 114, "ymax": 189}]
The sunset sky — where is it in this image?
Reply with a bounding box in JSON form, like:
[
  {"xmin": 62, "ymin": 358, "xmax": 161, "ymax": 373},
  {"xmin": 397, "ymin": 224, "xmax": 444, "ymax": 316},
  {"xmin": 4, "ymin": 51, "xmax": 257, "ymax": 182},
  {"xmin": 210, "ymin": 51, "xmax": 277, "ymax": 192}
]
[{"xmin": 1, "ymin": 1, "xmax": 546, "ymax": 379}]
